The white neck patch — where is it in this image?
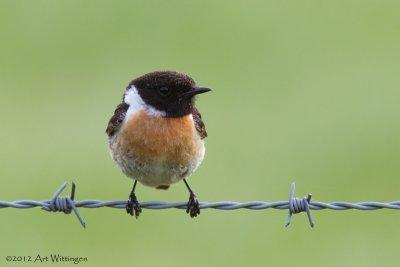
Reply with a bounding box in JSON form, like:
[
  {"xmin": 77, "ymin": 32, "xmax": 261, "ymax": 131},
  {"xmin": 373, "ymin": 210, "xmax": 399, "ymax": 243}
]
[{"xmin": 124, "ymin": 85, "xmax": 166, "ymax": 119}]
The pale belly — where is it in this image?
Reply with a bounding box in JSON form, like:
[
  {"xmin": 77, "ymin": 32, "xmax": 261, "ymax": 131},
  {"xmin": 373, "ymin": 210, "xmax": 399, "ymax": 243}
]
[{"xmin": 109, "ymin": 111, "xmax": 205, "ymax": 188}]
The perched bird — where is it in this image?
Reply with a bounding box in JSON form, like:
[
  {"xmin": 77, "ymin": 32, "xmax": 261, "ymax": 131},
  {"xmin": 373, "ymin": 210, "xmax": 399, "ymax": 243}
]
[{"xmin": 106, "ymin": 71, "xmax": 211, "ymax": 218}]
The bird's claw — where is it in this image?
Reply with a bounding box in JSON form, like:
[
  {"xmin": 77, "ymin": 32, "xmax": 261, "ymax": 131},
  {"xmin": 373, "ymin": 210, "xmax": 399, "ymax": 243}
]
[
  {"xmin": 126, "ymin": 194, "xmax": 142, "ymax": 218},
  {"xmin": 186, "ymin": 192, "xmax": 200, "ymax": 218}
]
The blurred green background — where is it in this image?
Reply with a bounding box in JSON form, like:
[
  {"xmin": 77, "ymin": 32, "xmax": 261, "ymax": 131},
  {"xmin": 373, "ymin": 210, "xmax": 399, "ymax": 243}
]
[{"xmin": 1, "ymin": 1, "xmax": 400, "ymax": 266}]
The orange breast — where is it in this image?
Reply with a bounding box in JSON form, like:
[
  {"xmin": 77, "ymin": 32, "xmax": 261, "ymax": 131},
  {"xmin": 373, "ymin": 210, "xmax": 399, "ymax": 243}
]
[{"xmin": 120, "ymin": 111, "xmax": 201, "ymax": 165}]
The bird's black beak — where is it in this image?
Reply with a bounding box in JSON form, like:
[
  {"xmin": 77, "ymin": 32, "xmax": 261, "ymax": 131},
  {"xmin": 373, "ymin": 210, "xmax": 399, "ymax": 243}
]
[{"xmin": 182, "ymin": 87, "xmax": 212, "ymax": 98}]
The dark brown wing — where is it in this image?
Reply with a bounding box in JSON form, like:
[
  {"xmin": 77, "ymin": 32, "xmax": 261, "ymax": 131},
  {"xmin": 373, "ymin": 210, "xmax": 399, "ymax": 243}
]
[
  {"xmin": 106, "ymin": 102, "xmax": 129, "ymax": 137},
  {"xmin": 192, "ymin": 107, "xmax": 207, "ymax": 139}
]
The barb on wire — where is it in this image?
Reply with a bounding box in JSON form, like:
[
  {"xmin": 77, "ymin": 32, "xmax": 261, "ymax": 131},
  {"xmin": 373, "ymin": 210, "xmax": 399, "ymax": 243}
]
[
  {"xmin": 40, "ymin": 182, "xmax": 86, "ymax": 228},
  {"xmin": 0, "ymin": 181, "xmax": 399, "ymax": 228},
  {"xmin": 285, "ymin": 182, "xmax": 314, "ymax": 227}
]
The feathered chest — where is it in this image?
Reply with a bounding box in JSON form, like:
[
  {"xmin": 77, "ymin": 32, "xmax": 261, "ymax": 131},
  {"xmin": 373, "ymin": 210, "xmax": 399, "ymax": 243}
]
[{"xmin": 117, "ymin": 111, "xmax": 204, "ymax": 165}]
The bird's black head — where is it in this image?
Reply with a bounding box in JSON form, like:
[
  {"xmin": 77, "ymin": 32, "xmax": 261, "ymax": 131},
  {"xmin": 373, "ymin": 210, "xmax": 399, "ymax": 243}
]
[{"xmin": 128, "ymin": 71, "xmax": 211, "ymax": 117}]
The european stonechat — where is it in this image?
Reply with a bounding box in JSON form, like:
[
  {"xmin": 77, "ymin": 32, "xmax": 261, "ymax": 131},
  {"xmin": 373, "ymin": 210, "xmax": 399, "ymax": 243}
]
[{"xmin": 106, "ymin": 71, "xmax": 211, "ymax": 218}]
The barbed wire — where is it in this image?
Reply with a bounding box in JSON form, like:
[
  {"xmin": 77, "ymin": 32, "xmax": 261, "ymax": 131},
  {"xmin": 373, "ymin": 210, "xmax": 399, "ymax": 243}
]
[{"xmin": 0, "ymin": 182, "xmax": 399, "ymax": 228}]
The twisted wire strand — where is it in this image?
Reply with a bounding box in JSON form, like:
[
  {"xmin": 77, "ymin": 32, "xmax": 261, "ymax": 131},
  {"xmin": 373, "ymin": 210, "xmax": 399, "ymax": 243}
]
[
  {"xmin": 3, "ymin": 200, "xmax": 400, "ymax": 210},
  {"xmin": 0, "ymin": 182, "xmax": 399, "ymax": 228}
]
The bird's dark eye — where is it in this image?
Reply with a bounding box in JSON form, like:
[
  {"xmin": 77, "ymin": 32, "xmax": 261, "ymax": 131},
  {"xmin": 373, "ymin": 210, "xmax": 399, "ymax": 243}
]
[{"xmin": 158, "ymin": 86, "xmax": 170, "ymax": 96}]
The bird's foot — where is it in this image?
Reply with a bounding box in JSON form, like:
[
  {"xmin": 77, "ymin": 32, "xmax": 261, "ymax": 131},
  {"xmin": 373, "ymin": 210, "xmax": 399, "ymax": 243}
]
[
  {"xmin": 186, "ymin": 192, "xmax": 200, "ymax": 218},
  {"xmin": 126, "ymin": 193, "xmax": 142, "ymax": 218}
]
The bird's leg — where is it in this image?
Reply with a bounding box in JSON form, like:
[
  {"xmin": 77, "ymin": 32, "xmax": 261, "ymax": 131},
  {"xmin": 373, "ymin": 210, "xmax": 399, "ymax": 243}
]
[
  {"xmin": 126, "ymin": 180, "xmax": 142, "ymax": 218},
  {"xmin": 183, "ymin": 179, "xmax": 200, "ymax": 218}
]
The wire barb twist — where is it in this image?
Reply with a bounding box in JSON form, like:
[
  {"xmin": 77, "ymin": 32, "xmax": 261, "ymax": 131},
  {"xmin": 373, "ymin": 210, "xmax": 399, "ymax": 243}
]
[
  {"xmin": 41, "ymin": 182, "xmax": 86, "ymax": 228},
  {"xmin": 285, "ymin": 182, "xmax": 314, "ymax": 227},
  {"xmin": 1, "ymin": 181, "xmax": 399, "ymax": 228}
]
